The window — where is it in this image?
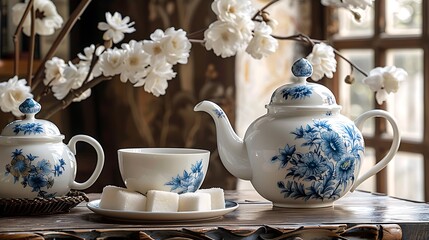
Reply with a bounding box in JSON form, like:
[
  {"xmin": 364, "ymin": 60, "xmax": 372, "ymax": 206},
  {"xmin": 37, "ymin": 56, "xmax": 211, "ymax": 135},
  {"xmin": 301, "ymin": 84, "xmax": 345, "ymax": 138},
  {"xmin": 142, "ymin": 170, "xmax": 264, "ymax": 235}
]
[{"xmin": 327, "ymin": 0, "xmax": 427, "ymax": 201}]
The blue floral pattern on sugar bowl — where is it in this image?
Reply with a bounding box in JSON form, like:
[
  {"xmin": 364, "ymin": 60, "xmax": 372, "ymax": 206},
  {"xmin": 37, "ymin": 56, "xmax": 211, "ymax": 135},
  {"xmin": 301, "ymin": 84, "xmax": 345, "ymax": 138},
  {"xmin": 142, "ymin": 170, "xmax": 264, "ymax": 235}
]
[
  {"xmin": 194, "ymin": 58, "xmax": 401, "ymax": 208},
  {"xmin": 5, "ymin": 149, "xmax": 66, "ymax": 198},
  {"xmin": 0, "ymin": 98, "xmax": 105, "ymax": 199}
]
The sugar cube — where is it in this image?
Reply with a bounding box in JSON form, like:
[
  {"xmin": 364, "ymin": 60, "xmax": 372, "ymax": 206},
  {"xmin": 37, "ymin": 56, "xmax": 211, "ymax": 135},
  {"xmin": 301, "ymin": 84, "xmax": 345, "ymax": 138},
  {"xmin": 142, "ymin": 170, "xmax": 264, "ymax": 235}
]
[
  {"xmin": 178, "ymin": 192, "xmax": 211, "ymax": 212},
  {"xmin": 99, "ymin": 185, "xmax": 147, "ymax": 211},
  {"xmin": 197, "ymin": 188, "xmax": 225, "ymax": 209},
  {"xmin": 146, "ymin": 190, "xmax": 179, "ymax": 212}
]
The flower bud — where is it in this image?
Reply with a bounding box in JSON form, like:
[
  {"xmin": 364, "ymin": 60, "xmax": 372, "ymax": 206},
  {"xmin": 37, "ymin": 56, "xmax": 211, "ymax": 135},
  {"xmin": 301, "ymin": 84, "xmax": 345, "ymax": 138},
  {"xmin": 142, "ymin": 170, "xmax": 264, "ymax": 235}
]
[
  {"xmin": 345, "ymin": 75, "xmax": 355, "ymax": 84},
  {"xmin": 261, "ymin": 12, "xmax": 278, "ymax": 30},
  {"xmin": 351, "ymin": 10, "xmax": 362, "ymax": 22},
  {"xmin": 104, "ymin": 40, "xmax": 113, "ymax": 49}
]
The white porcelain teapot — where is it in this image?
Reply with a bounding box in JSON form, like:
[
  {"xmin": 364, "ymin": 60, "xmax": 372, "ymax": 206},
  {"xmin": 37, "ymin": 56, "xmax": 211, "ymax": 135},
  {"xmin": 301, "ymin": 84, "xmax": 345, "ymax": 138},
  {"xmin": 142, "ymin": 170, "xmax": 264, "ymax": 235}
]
[
  {"xmin": 194, "ymin": 58, "xmax": 401, "ymax": 208},
  {"xmin": 0, "ymin": 98, "xmax": 104, "ymax": 199}
]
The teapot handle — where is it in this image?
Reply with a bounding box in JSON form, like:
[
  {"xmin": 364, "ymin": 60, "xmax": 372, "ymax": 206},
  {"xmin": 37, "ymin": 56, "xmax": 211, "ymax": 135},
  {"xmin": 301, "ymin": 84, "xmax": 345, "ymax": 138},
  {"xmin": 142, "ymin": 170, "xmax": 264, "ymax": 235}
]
[
  {"xmin": 68, "ymin": 135, "xmax": 105, "ymax": 190},
  {"xmin": 350, "ymin": 110, "xmax": 401, "ymax": 192}
]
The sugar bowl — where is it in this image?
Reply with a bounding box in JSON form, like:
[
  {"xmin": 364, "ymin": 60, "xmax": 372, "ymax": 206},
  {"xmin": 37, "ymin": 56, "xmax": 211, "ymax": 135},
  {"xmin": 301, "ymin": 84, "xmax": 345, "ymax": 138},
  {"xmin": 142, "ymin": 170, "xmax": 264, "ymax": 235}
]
[{"xmin": 0, "ymin": 98, "xmax": 104, "ymax": 199}]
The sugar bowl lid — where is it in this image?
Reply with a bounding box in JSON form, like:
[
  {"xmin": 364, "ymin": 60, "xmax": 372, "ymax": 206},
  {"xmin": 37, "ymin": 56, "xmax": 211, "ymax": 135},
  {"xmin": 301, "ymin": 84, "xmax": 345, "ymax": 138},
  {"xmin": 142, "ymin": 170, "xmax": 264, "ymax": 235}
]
[
  {"xmin": 267, "ymin": 58, "xmax": 341, "ymax": 111},
  {"xmin": 0, "ymin": 98, "xmax": 63, "ymax": 140}
]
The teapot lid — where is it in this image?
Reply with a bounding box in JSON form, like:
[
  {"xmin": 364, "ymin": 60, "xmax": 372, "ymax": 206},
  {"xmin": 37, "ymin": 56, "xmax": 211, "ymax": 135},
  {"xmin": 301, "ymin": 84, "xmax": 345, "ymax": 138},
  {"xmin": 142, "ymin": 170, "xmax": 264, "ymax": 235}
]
[
  {"xmin": 0, "ymin": 98, "xmax": 63, "ymax": 140},
  {"xmin": 267, "ymin": 58, "xmax": 341, "ymax": 111}
]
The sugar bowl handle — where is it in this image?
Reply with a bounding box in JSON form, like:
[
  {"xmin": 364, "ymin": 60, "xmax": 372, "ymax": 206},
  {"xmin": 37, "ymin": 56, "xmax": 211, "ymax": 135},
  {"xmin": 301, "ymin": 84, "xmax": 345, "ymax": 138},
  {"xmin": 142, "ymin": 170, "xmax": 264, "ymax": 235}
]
[
  {"xmin": 68, "ymin": 135, "xmax": 105, "ymax": 190},
  {"xmin": 350, "ymin": 110, "xmax": 401, "ymax": 192}
]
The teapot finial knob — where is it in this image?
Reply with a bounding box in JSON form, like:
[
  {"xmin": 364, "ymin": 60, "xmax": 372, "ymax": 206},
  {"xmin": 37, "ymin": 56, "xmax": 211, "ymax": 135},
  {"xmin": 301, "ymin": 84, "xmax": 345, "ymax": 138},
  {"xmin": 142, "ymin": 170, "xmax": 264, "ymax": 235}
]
[
  {"xmin": 19, "ymin": 98, "xmax": 41, "ymax": 119},
  {"xmin": 291, "ymin": 58, "xmax": 313, "ymax": 78}
]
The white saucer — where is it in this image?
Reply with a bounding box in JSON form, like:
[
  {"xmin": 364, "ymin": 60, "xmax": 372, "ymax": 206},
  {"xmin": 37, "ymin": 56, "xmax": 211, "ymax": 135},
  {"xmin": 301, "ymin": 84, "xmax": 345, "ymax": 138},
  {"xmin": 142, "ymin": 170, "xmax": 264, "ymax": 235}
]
[{"xmin": 87, "ymin": 199, "xmax": 238, "ymax": 222}]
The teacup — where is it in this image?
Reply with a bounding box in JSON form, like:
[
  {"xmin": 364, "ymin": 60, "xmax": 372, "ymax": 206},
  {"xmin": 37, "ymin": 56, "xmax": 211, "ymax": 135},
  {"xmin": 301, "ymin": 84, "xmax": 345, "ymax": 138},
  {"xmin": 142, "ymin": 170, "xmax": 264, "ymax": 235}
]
[{"xmin": 117, "ymin": 148, "xmax": 210, "ymax": 194}]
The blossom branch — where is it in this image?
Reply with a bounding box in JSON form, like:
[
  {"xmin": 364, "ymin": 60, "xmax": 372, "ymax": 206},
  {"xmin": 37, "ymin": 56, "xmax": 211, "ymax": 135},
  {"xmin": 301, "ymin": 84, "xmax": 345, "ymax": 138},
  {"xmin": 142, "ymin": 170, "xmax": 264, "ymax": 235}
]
[
  {"xmin": 188, "ymin": 39, "xmax": 205, "ymax": 44},
  {"xmin": 252, "ymin": 0, "xmax": 280, "ymax": 19},
  {"xmin": 40, "ymin": 75, "xmax": 112, "ymax": 119},
  {"xmin": 28, "ymin": 3, "xmax": 36, "ymax": 86},
  {"xmin": 0, "ymin": 0, "xmax": 406, "ymax": 118},
  {"xmin": 83, "ymin": 48, "xmax": 103, "ymax": 85},
  {"xmin": 332, "ymin": 48, "xmax": 368, "ymax": 77},
  {"xmin": 272, "ymin": 33, "xmax": 368, "ymax": 77},
  {"xmin": 271, "ymin": 33, "xmax": 320, "ymax": 46},
  {"xmin": 13, "ymin": 0, "xmax": 35, "ymax": 76},
  {"xmin": 186, "ymin": 28, "xmax": 206, "ymax": 39},
  {"xmin": 32, "ymin": 0, "xmax": 92, "ymax": 91}
]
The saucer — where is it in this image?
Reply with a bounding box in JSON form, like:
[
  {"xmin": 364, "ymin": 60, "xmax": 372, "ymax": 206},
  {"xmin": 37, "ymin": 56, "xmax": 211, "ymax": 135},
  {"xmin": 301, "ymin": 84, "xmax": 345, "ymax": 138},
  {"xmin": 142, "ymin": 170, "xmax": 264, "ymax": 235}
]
[{"xmin": 87, "ymin": 199, "xmax": 238, "ymax": 222}]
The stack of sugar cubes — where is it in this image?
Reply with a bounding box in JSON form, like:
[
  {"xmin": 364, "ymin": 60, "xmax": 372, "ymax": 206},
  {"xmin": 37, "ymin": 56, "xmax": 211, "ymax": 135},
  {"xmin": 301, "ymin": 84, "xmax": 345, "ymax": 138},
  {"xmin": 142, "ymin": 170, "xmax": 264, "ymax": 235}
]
[{"xmin": 99, "ymin": 185, "xmax": 225, "ymax": 212}]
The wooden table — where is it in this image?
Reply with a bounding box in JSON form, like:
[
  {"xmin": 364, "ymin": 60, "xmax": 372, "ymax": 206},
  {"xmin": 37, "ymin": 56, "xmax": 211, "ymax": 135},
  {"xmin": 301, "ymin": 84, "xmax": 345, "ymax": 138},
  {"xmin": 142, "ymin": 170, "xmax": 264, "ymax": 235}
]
[{"xmin": 0, "ymin": 190, "xmax": 428, "ymax": 239}]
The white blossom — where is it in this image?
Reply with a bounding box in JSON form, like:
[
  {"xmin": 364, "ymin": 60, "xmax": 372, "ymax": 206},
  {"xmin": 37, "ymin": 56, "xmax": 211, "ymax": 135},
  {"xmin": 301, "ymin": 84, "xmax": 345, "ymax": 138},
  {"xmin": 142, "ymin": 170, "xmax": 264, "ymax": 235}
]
[
  {"xmin": 211, "ymin": 0, "xmax": 255, "ymax": 22},
  {"xmin": 98, "ymin": 12, "xmax": 135, "ymax": 43},
  {"xmin": 77, "ymin": 44, "xmax": 105, "ymax": 78},
  {"xmin": 12, "ymin": 0, "xmax": 63, "ymax": 36},
  {"xmin": 143, "ymin": 29, "xmax": 167, "ymax": 62},
  {"xmin": 143, "ymin": 29, "xmax": 164, "ymax": 53},
  {"xmin": 120, "ymin": 40, "xmax": 151, "ymax": 84},
  {"xmin": 99, "ymin": 48, "xmax": 126, "ymax": 77},
  {"xmin": 143, "ymin": 28, "xmax": 191, "ymax": 65},
  {"xmin": 52, "ymin": 62, "xmax": 89, "ymax": 101},
  {"xmin": 44, "ymin": 57, "xmax": 66, "ymax": 86},
  {"xmin": 136, "ymin": 60, "xmax": 176, "ymax": 97},
  {"xmin": 204, "ymin": 18, "xmax": 254, "ymax": 58},
  {"xmin": 362, "ymin": 66, "xmax": 407, "ymax": 104},
  {"xmin": 306, "ymin": 43, "xmax": 337, "ymax": 81},
  {"xmin": 246, "ymin": 22, "xmax": 278, "ymax": 59},
  {"xmin": 321, "ymin": 0, "xmax": 373, "ymax": 10},
  {"xmin": 162, "ymin": 28, "xmax": 192, "ymax": 64},
  {"xmin": 0, "ymin": 76, "xmax": 33, "ymax": 117}
]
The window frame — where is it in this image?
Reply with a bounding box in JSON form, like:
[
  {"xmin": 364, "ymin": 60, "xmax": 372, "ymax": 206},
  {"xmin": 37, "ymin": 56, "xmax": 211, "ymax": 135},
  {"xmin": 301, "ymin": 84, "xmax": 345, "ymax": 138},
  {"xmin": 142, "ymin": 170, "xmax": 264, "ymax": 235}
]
[{"xmin": 322, "ymin": 0, "xmax": 429, "ymax": 200}]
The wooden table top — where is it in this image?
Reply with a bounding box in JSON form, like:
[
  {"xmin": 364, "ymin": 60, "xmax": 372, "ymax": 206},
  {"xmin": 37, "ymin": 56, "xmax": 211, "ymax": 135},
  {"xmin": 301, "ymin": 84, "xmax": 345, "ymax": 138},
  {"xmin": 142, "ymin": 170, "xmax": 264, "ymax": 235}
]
[{"xmin": 0, "ymin": 190, "xmax": 428, "ymax": 239}]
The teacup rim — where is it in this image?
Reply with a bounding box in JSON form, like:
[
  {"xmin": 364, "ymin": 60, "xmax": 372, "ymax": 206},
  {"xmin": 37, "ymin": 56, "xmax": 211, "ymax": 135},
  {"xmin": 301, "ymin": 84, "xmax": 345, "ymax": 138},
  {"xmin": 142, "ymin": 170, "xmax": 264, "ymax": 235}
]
[{"xmin": 118, "ymin": 147, "xmax": 210, "ymax": 156}]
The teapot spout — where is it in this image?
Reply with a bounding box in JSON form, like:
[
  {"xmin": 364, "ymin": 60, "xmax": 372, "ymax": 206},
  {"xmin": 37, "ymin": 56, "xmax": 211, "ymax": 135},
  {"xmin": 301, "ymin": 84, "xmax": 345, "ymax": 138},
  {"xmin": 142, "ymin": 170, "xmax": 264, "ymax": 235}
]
[{"xmin": 194, "ymin": 101, "xmax": 251, "ymax": 180}]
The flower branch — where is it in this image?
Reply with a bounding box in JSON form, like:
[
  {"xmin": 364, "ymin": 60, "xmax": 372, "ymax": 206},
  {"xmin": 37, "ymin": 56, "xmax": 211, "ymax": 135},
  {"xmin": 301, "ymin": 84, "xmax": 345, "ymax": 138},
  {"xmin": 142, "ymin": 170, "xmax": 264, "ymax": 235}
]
[
  {"xmin": 13, "ymin": 0, "xmax": 35, "ymax": 76},
  {"xmin": 28, "ymin": 2, "xmax": 36, "ymax": 86},
  {"xmin": 332, "ymin": 48, "xmax": 367, "ymax": 77},
  {"xmin": 251, "ymin": 0, "xmax": 280, "ymax": 19},
  {"xmin": 271, "ymin": 33, "xmax": 368, "ymax": 77},
  {"xmin": 271, "ymin": 33, "xmax": 319, "ymax": 45},
  {"xmin": 40, "ymin": 75, "xmax": 112, "ymax": 119},
  {"xmin": 32, "ymin": 0, "xmax": 92, "ymax": 92},
  {"xmin": 0, "ymin": 0, "xmax": 407, "ymax": 119}
]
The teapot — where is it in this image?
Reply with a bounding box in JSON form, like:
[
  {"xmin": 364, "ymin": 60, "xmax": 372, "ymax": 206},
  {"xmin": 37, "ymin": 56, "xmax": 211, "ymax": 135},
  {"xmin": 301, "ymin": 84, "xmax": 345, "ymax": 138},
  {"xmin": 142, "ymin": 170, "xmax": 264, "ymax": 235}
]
[
  {"xmin": 194, "ymin": 58, "xmax": 401, "ymax": 208},
  {"xmin": 0, "ymin": 98, "xmax": 105, "ymax": 199}
]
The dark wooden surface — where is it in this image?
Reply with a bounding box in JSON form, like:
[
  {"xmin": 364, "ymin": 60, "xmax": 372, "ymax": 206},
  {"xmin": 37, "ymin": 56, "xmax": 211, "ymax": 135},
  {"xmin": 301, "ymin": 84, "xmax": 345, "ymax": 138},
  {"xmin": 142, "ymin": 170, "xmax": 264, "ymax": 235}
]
[{"xmin": 0, "ymin": 190, "xmax": 429, "ymax": 239}]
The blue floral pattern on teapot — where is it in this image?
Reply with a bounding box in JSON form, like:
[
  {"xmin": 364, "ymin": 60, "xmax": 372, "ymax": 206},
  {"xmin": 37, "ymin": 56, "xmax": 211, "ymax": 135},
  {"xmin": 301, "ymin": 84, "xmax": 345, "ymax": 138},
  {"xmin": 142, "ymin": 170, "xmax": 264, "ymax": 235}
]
[
  {"xmin": 281, "ymin": 85, "xmax": 313, "ymax": 100},
  {"xmin": 272, "ymin": 119, "xmax": 364, "ymax": 201},
  {"xmin": 13, "ymin": 123, "xmax": 44, "ymax": 135}
]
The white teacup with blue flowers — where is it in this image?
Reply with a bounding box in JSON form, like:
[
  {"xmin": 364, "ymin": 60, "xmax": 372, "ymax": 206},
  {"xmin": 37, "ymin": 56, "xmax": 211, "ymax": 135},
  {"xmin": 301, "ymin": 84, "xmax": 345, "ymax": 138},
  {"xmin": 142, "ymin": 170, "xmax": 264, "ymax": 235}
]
[{"xmin": 118, "ymin": 148, "xmax": 210, "ymax": 195}]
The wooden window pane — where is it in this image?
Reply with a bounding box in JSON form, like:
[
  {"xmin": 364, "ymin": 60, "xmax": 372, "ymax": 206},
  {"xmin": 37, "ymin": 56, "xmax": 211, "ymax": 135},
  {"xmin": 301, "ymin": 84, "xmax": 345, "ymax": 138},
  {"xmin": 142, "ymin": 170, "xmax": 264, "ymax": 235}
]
[
  {"xmin": 327, "ymin": 0, "xmax": 427, "ymax": 200},
  {"xmin": 385, "ymin": 49, "xmax": 424, "ymax": 141},
  {"xmin": 338, "ymin": 8, "xmax": 374, "ymax": 36},
  {"xmin": 386, "ymin": 0, "xmax": 422, "ymax": 35},
  {"xmin": 338, "ymin": 49, "xmax": 375, "ymax": 136},
  {"xmin": 387, "ymin": 151, "xmax": 424, "ymax": 201}
]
